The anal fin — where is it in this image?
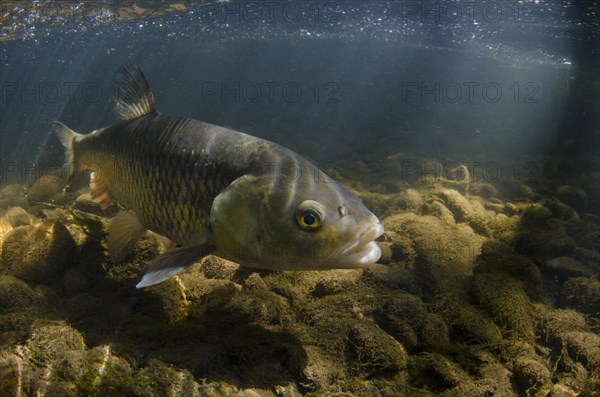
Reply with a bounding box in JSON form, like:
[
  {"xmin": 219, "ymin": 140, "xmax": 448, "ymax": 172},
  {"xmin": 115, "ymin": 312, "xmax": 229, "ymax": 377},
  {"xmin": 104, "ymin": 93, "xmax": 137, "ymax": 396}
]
[
  {"xmin": 90, "ymin": 171, "xmax": 114, "ymax": 209},
  {"xmin": 136, "ymin": 245, "xmax": 213, "ymax": 288},
  {"xmin": 108, "ymin": 211, "xmax": 146, "ymax": 263}
]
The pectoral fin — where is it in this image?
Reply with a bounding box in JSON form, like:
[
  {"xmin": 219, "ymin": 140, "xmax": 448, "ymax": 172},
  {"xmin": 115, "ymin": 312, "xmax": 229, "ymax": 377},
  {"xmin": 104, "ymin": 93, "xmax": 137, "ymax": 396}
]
[
  {"xmin": 136, "ymin": 245, "xmax": 213, "ymax": 288},
  {"xmin": 108, "ymin": 211, "xmax": 146, "ymax": 263}
]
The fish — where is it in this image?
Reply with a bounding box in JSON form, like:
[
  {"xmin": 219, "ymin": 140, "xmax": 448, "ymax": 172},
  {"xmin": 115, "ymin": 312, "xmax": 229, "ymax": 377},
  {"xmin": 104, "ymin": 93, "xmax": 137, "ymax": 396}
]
[{"xmin": 54, "ymin": 64, "xmax": 384, "ymax": 288}]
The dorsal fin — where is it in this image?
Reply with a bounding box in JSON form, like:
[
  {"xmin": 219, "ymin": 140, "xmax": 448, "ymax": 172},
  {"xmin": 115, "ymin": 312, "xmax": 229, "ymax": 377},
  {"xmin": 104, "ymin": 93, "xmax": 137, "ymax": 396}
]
[{"xmin": 113, "ymin": 63, "xmax": 156, "ymax": 120}]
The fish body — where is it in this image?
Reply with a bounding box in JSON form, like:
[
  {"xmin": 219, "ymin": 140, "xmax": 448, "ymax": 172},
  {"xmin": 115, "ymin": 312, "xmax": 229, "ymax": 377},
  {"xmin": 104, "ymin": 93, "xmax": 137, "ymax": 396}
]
[{"xmin": 55, "ymin": 64, "xmax": 383, "ymax": 288}]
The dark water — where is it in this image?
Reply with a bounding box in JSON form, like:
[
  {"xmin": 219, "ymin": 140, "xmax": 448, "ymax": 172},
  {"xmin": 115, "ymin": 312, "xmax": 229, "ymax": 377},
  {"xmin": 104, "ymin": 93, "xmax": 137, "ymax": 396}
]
[{"xmin": 0, "ymin": 0, "xmax": 598, "ymax": 187}]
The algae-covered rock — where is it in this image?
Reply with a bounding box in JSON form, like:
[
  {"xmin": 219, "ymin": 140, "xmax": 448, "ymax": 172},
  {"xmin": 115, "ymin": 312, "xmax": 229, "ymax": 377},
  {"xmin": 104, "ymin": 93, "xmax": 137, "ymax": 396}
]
[
  {"xmin": 0, "ymin": 275, "xmax": 35, "ymax": 313},
  {"xmin": 347, "ymin": 321, "xmax": 407, "ymax": 376},
  {"xmin": 27, "ymin": 174, "xmax": 63, "ymax": 203},
  {"xmin": 520, "ymin": 204, "xmax": 553, "ymax": 227},
  {"xmin": 383, "ymin": 213, "xmax": 485, "ymax": 295},
  {"xmin": 0, "ymin": 184, "xmax": 28, "ymax": 209},
  {"xmin": 513, "ymin": 229, "xmax": 577, "ymax": 258},
  {"xmin": 545, "ymin": 197, "xmax": 580, "ymax": 222},
  {"xmin": 513, "ymin": 356, "xmax": 552, "ymax": 395},
  {"xmin": 410, "ymin": 352, "xmax": 469, "ymax": 393},
  {"xmin": 561, "ymin": 332, "xmax": 600, "ymax": 374},
  {"xmin": 439, "ymin": 189, "xmax": 473, "ymax": 222},
  {"xmin": 3, "ymin": 206, "xmax": 33, "ymax": 226},
  {"xmin": 560, "ymin": 277, "xmax": 600, "ymax": 314},
  {"xmin": 471, "ymin": 272, "xmax": 536, "ymax": 341},
  {"xmin": 201, "ymin": 255, "xmax": 240, "ymax": 280},
  {"xmin": 72, "ymin": 193, "xmax": 104, "ymax": 215},
  {"xmin": 544, "ymin": 257, "xmax": 594, "ymax": 279},
  {"xmin": 1, "ymin": 222, "xmax": 76, "ymax": 283},
  {"xmin": 299, "ymin": 346, "xmax": 342, "ymax": 392},
  {"xmin": 421, "ymin": 199, "xmax": 456, "ymax": 224},
  {"xmin": 475, "ymin": 241, "xmax": 541, "ymax": 293},
  {"xmin": 455, "ymin": 307, "xmax": 504, "ymax": 345},
  {"xmin": 419, "ymin": 313, "xmax": 451, "ymax": 353},
  {"xmin": 554, "ymin": 185, "xmax": 588, "ymax": 213}
]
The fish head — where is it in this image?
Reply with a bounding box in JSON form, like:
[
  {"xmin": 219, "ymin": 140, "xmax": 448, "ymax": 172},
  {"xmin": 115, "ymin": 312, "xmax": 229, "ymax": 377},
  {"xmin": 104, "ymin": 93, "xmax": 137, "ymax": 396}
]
[{"xmin": 211, "ymin": 167, "xmax": 384, "ymax": 270}]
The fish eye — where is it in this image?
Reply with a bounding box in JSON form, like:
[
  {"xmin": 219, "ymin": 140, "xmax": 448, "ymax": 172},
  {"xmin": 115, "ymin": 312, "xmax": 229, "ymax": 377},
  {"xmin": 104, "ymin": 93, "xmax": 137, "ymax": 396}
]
[{"xmin": 296, "ymin": 200, "xmax": 325, "ymax": 231}]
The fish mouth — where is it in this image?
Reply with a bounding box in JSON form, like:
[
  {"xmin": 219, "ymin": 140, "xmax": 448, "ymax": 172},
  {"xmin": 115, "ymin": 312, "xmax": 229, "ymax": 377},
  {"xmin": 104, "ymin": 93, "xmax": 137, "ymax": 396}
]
[{"xmin": 334, "ymin": 221, "xmax": 384, "ymax": 267}]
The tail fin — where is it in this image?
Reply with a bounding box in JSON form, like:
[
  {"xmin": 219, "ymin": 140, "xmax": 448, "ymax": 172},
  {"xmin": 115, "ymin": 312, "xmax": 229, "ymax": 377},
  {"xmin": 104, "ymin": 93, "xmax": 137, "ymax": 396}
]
[
  {"xmin": 53, "ymin": 121, "xmax": 83, "ymax": 186},
  {"xmin": 113, "ymin": 63, "xmax": 156, "ymax": 120}
]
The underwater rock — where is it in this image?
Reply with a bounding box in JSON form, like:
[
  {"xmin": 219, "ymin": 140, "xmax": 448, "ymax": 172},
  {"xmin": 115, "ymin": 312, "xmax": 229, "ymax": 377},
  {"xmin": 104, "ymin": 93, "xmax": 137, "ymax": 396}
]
[
  {"xmin": 3, "ymin": 206, "xmax": 33, "ymax": 226},
  {"xmin": 397, "ymin": 188, "xmax": 423, "ymax": 212},
  {"xmin": 437, "ymin": 189, "xmax": 493, "ymax": 235},
  {"xmin": 1, "ymin": 221, "xmax": 76, "ymax": 284},
  {"xmin": 375, "ymin": 292, "xmax": 427, "ymax": 352},
  {"xmin": 299, "ymin": 346, "xmax": 341, "ymax": 392},
  {"xmin": 539, "ymin": 307, "xmax": 588, "ymax": 343},
  {"xmin": 573, "ymin": 247, "xmax": 600, "ymax": 271},
  {"xmin": 513, "ymin": 356, "xmax": 552, "ymax": 395},
  {"xmin": 578, "ymin": 230, "xmax": 600, "ymax": 251},
  {"xmin": 554, "ymin": 185, "xmax": 587, "ymax": 213},
  {"xmin": 0, "ymin": 275, "xmax": 35, "ymax": 313},
  {"xmin": 347, "ymin": 321, "xmax": 407, "ymax": 376},
  {"xmin": 470, "ymin": 182, "xmax": 499, "ymax": 199},
  {"xmin": 383, "ymin": 213, "xmax": 485, "ymax": 295},
  {"xmin": 455, "ymin": 306, "xmax": 504, "ymax": 344},
  {"xmin": 544, "ymin": 257, "xmax": 594, "ymax": 279},
  {"xmin": 0, "ymin": 184, "xmax": 28, "ymax": 209},
  {"xmin": 545, "ymin": 197, "xmax": 580, "ymax": 221},
  {"xmin": 520, "ymin": 204, "xmax": 553, "ymax": 227},
  {"xmin": 419, "ymin": 313, "xmax": 451, "ymax": 353},
  {"xmin": 438, "ymin": 189, "xmax": 472, "ymax": 222},
  {"xmin": 410, "ymin": 352, "xmax": 469, "ymax": 393},
  {"xmin": 475, "ymin": 241, "xmax": 541, "ymax": 295},
  {"xmin": 561, "ymin": 332, "xmax": 600, "ymax": 373},
  {"xmin": 513, "ymin": 229, "xmax": 577, "ymax": 258},
  {"xmin": 26, "ymin": 174, "xmax": 63, "ymax": 203},
  {"xmin": 201, "ymin": 255, "xmax": 240, "ymax": 280},
  {"xmin": 421, "ymin": 199, "xmax": 456, "ymax": 224},
  {"xmin": 471, "ymin": 272, "xmax": 536, "ymax": 341},
  {"xmin": 72, "ymin": 193, "xmax": 104, "ymax": 215},
  {"xmin": 560, "ymin": 277, "xmax": 600, "ymax": 314}
]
